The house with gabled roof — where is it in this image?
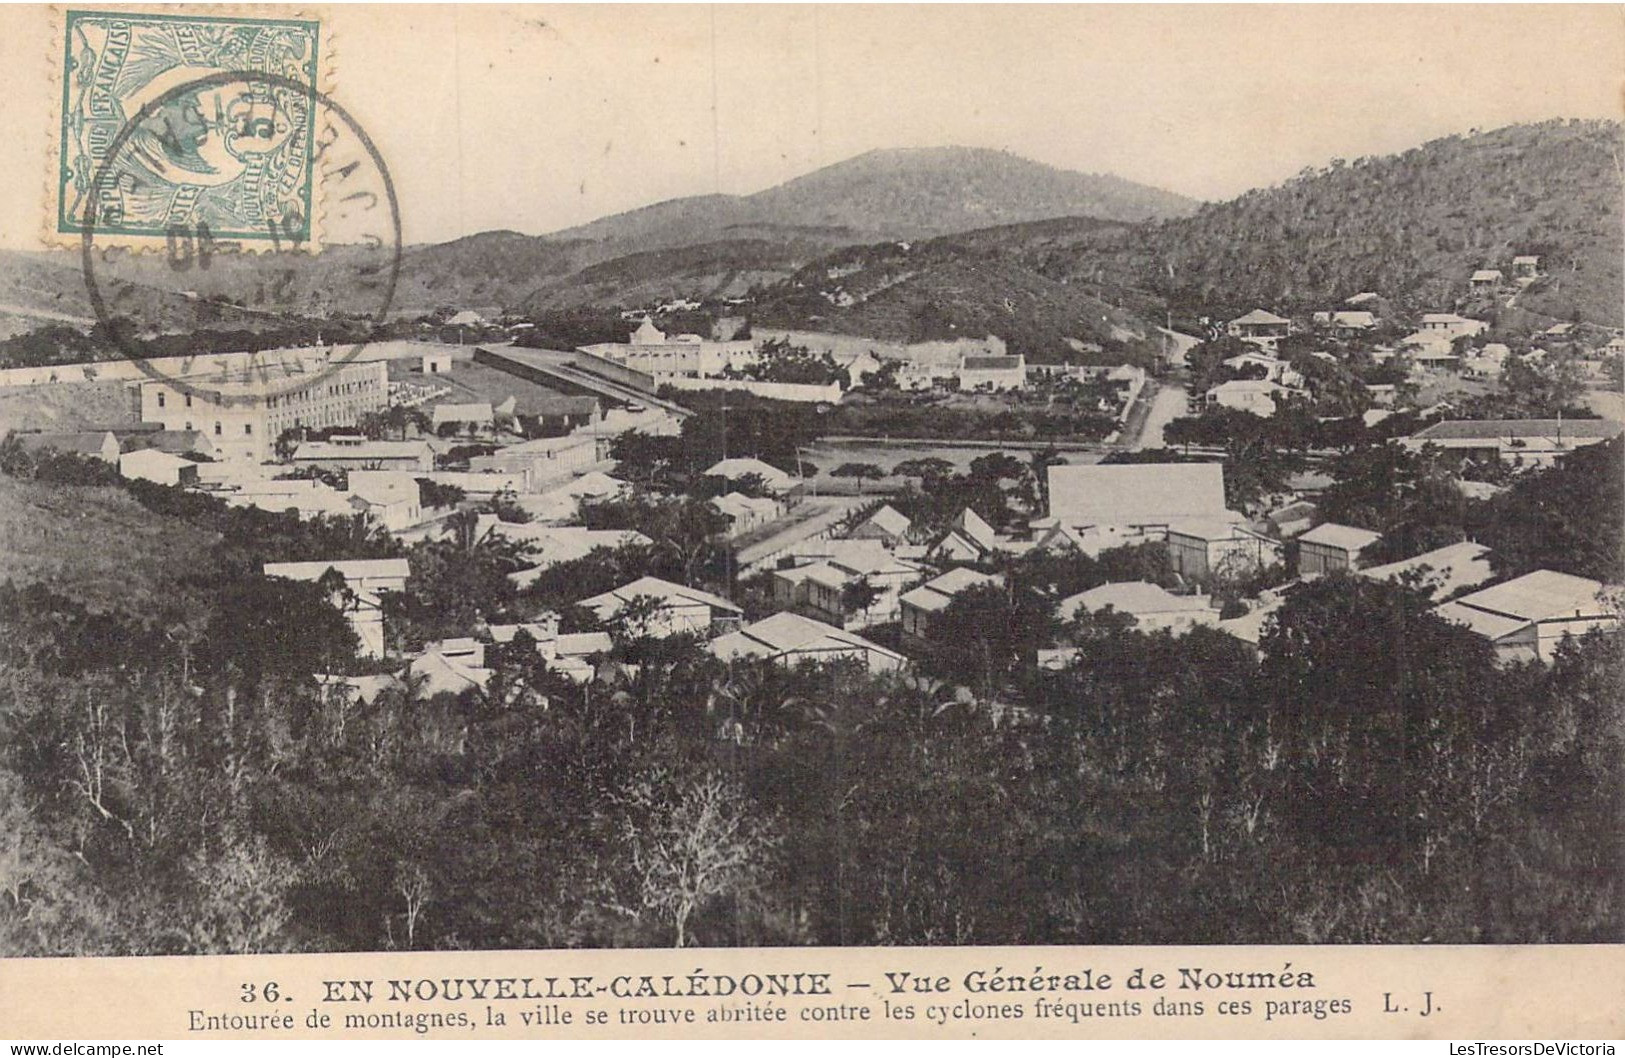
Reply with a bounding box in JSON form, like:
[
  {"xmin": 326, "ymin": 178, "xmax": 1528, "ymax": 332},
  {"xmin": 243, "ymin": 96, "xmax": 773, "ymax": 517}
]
[
  {"xmin": 470, "ymin": 433, "xmax": 598, "ymax": 486},
  {"xmin": 486, "ymin": 615, "xmax": 612, "ymax": 684},
  {"xmin": 489, "ymin": 523, "xmax": 653, "ymax": 587},
  {"xmin": 847, "ymin": 503, "xmax": 912, "ymax": 546},
  {"xmin": 712, "ymin": 492, "xmax": 785, "ymax": 537},
  {"xmin": 1058, "ymin": 581, "xmax": 1219, "ymax": 634},
  {"xmin": 1297, "ymin": 522, "xmax": 1382, "ymax": 577},
  {"xmin": 118, "ymin": 449, "xmax": 199, "ymax": 487},
  {"xmin": 1403, "ymin": 418, "xmax": 1622, "ymax": 468},
  {"xmin": 1311, "ymin": 310, "xmax": 1377, "ymax": 336},
  {"xmin": 1207, "ymin": 378, "xmax": 1293, "ymax": 417},
  {"xmin": 1418, "ymin": 313, "xmax": 1486, "ymax": 338},
  {"xmin": 710, "ymin": 611, "xmax": 906, "ymax": 673},
  {"xmin": 705, "ymin": 457, "xmax": 799, "ymax": 495},
  {"xmin": 770, "ymin": 540, "xmax": 923, "ymax": 628},
  {"xmin": 293, "ymin": 438, "xmax": 435, "ymax": 472},
  {"xmin": 1265, "ymin": 499, "xmax": 1318, "ymax": 539},
  {"xmin": 1470, "ymin": 269, "xmax": 1505, "ymax": 291},
  {"xmin": 319, "ymin": 638, "xmax": 494, "ymax": 705},
  {"xmin": 1222, "ymin": 349, "xmax": 1301, "ymax": 385},
  {"xmin": 899, "ymin": 568, "xmax": 1003, "ymax": 644},
  {"xmin": 1041, "ymin": 462, "xmax": 1240, "ymax": 556},
  {"xmin": 11, "ymin": 430, "xmax": 120, "ymax": 463},
  {"xmin": 578, "ymin": 576, "xmax": 742, "ymax": 639},
  {"xmin": 431, "ymin": 402, "xmax": 495, "ymax": 435},
  {"xmin": 928, "ymin": 507, "xmax": 1000, "ymax": 563},
  {"xmin": 1166, "ymin": 519, "xmax": 1283, "ymax": 582},
  {"xmin": 1215, "ymin": 590, "xmax": 1289, "ymax": 652},
  {"xmin": 1226, "ymin": 309, "xmax": 1291, "ymax": 346},
  {"xmin": 346, "ymin": 472, "xmax": 423, "ymax": 531},
  {"xmin": 957, "ymin": 354, "xmax": 1027, "ymax": 391},
  {"xmin": 1434, "ymin": 570, "xmax": 1618, "ymax": 663}
]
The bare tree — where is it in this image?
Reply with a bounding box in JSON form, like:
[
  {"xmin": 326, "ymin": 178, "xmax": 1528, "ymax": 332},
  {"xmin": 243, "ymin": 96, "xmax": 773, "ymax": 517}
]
[
  {"xmin": 611, "ymin": 768, "xmax": 780, "ymax": 947},
  {"xmin": 394, "ymin": 862, "xmax": 432, "ymax": 949}
]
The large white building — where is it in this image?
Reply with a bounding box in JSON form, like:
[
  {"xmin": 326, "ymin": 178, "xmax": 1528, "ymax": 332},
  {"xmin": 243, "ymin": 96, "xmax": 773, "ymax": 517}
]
[
  {"xmin": 138, "ymin": 358, "xmax": 389, "ymax": 463},
  {"xmin": 1039, "ymin": 463, "xmax": 1240, "ymax": 556},
  {"xmin": 1434, "ymin": 570, "xmax": 1618, "ymax": 663},
  {"xmin": 578, "ymin": 319, "xmax": 758, "ymax": 380}
]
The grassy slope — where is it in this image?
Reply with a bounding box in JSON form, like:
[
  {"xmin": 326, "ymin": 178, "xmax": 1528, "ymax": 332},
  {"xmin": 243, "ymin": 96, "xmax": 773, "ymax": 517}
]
[{"xmin": 0, "ymin": 475, "xmax": 220, "ymax": 613}]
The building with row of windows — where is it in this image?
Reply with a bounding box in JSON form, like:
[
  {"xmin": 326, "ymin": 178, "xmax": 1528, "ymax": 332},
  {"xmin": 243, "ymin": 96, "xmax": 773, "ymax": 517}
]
[{"xmin": 137, "ymin": 359, "xmax": 389, "ymax": 463}]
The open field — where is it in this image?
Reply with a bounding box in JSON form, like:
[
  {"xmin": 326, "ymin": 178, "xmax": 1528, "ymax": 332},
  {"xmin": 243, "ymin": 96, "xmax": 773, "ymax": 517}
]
[{"xmin": 0, "ymin": 475, "xmax": 220, "ymax": 613}]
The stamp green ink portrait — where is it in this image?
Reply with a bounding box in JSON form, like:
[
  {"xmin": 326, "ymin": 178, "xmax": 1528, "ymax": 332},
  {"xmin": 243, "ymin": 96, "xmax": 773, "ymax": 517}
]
[{"xmin": 57, "ymin": 9, "xmax": 321, "ymax": 244}]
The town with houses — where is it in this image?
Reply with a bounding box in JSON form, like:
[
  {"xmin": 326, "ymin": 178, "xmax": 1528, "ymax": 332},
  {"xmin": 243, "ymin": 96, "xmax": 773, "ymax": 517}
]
[
  {"xmin": 8, "ymin": 267, "xmax": 1618, "ymax": 685},
  {"xmin": 1, "ymin": 114, "xmax": 1621, "ymax": 955}
]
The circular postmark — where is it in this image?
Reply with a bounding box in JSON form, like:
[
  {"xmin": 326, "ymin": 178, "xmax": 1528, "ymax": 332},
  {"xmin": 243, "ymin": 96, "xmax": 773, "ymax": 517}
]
[{"xmin": 80, "ymin": 69, "xmax": 401, "ymax": 410}]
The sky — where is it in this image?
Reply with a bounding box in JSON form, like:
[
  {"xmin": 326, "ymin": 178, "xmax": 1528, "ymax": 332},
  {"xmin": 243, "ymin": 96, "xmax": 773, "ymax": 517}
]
[{"xmin": 1, "ymin": 4, "xmax": 1620, "ymax": 248}]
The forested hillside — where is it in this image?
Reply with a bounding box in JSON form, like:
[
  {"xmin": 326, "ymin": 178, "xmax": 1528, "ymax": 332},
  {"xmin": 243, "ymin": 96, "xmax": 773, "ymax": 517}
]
[
  {"xmin": 1023, "ymin": 120, "xmax": 1623, "ymax": 324},
  {"xmin": 751, "ymin": 233, "xmax": 1167, "ymax": 363},
  {"xmin": 748, "ymin": 121, "xmax": 1623, "ymax": 353}
]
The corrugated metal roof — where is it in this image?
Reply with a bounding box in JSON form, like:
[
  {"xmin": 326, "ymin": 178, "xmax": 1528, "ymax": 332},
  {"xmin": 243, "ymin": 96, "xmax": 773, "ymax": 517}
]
[
  {"xmin": 855, "ymin": 504, "xmax": 911, "ymax": 537},
  {"xmin": 1413, "ymin": 419, "xmax": 1622, "ymax": 441},
  {"xmin": 1448, "ymin": 570, "xmax": 1609, "ymax": 623},
  {"xmin": 1061, "ymin": 581, "xmax": 1211, "ymax": 619},
  {"xmin": 1299, "ymin": 522, "xmax": 1382, "ymax": 552},
  {"xmin": 580, "ymin": 575, "xmax": 742, "ymax": 616},
  {"xmin": 431, "ymin": 402, "xmax": 494, "ymax": 424},
  {"xmin": 1048, "ymin": 463, "xmax": 1229, "ymax": 527},
  {"xmin": 961, "ymin": 355, "xmax": 1023, "ymax": 371},
  {"xmin": 900, "ymin": 568, "xmax": 1000, "ymax": 612},
  {"xmin": 1358, "ymin": 542, "xmax": 1495, "ymax": 601},
  {"xmin": 263, "ymin": 558, "xmax": 411, "ymax": 582},
  {"xmin": 1433, "ymin": 601, "xmax": 1531, "ymax": 642}
]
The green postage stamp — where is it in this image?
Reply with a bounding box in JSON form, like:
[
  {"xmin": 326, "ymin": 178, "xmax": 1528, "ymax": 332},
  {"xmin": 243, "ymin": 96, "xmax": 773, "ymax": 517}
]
[{"xmin": 55, "ymin": 8, "xmax": 322, "ymax": 247}]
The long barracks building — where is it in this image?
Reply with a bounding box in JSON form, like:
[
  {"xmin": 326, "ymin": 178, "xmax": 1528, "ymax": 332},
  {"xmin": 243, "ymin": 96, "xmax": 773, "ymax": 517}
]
[{"xmin": 137, "ymin": 359, "xmax": 389, "ymax": 463}]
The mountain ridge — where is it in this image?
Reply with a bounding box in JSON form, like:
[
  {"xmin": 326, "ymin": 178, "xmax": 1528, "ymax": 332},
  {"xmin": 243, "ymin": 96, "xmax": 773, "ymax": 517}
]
[
  {"xmin": 542, "ymin": 145, "xmax": 1197, "ymax": 254},
  {"xmin": 0, "ymin": 124, "xmax": 1616, "ymax": 346}
]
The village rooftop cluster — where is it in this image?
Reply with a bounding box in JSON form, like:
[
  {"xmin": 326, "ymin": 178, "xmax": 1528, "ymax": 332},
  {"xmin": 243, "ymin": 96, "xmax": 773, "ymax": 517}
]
[{"xmin": 4, "ymin": 250, "xmax": 1620, "ymax": 696}]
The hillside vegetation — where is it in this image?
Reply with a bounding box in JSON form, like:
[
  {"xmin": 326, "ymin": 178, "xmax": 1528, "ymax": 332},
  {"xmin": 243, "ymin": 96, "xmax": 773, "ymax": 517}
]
[
  {"xmin": 752, "ymin": 237, "xmax": 1165, "ymax": 362},
  {"xmin": 1023, "ymin": 120, "xmax": 1623, "ymax": 325},
  {"xmin": 750, "ymin": 122, "xmax": 1624, "ymax": 352},
  {"xmin": 0, "ymin": 474, "xmax": 220, "ymax": 613},
  {"xmin": 1, "ymin": 122, "xmax": 1613, "ymax": 346}
]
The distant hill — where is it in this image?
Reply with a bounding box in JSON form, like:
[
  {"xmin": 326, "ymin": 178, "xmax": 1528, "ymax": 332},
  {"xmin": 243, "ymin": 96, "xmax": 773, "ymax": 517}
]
[
  {"xmin": 548, "ymin": 147, "xmax": 1196, "ymax": 254},
  {"xmin": 0, "ymin": 252, "xmax": 97, "ymax": 339},
  {"xmin": 0, "ymin": 148, "xmax": 1188, "ymax": 323},
  {"xmin": 1011, "ymin": 119, "xmax": 1624, "ymax": 326},
  {"xmin": 746, "ymin": 120, "xmax": 1625, "ymax": 356},
  {"xmin": 385, "ymin": 148, "xmax": 1193, "ymax": 312},
  {"xmin": 4, "ymin": 124, "xmax": 1615, "ymax": 343},
  {"xmin": 750, "ymin": 231, "xmax": 1168, "ymax": 363}
]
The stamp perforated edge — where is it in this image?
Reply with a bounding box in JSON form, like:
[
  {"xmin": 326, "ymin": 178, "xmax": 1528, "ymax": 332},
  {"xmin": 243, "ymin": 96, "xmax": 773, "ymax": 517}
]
[{"xmin": 40, "ymin": 2, "xmax": 335, "ymax": 254}]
